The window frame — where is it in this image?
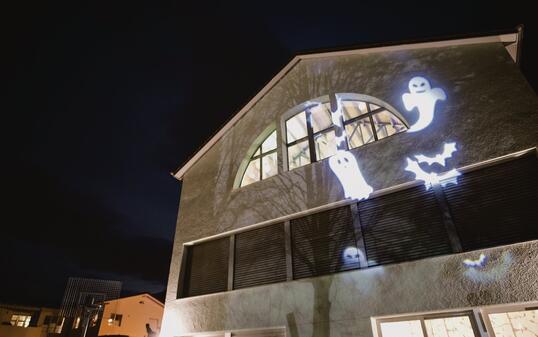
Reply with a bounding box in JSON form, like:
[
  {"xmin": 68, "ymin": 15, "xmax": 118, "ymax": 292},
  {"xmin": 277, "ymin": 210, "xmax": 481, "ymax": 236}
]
[
  {"xmin": 281, "ymin": 93, "xmax": 409, "ymax": 171},
  {"xmin": 236, "ymin": 127, "xmax": 279, "ymax": 188}
]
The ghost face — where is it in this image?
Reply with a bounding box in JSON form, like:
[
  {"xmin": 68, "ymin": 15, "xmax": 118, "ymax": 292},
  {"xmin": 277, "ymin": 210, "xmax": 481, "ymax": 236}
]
[
  {"xmin": 332, "ymin": 151, "xmax": 355, "ymax": 172},
  {"xmin": 408, "ymin": 76, "xmax": 431, "ymax": 94},
  {"xmin": 342, "ymin": 246, "xmax": 362, "ymax": 265}
]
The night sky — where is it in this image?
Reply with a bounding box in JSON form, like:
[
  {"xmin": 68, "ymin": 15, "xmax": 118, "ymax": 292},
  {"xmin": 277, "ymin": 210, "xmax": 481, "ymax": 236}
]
[{"xmin": 3, "ymin": 1, "xmax": 537, "ymax": 308}]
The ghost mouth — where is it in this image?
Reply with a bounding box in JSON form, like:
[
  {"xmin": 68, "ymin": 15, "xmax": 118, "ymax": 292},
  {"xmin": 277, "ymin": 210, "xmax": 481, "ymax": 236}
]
[{"xmin": 415, "ymin": 89, "xmax": 427, "ymax": 93}]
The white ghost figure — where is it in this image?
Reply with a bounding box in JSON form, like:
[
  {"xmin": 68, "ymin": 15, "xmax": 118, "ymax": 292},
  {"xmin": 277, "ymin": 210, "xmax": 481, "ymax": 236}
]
[
  {"xmin": 464, "ymin": 252, "xmax": 513, "ymax": 284},
  {"xmin": 402, "ymin": 76, "xmax": 446, "ymax": 132},
  {"xmin": 329, "ymin": 150, "xmax": 373, "ymax": 201},
  {"xmin": 342, "ymin": 246, "xmax": 363, "ymax": 266}
]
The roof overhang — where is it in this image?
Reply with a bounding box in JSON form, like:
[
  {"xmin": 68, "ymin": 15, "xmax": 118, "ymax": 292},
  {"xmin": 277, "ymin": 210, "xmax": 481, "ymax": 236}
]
[{"xmin": 172, "ymin": 28, "xmax": 523, "ymax": 181}]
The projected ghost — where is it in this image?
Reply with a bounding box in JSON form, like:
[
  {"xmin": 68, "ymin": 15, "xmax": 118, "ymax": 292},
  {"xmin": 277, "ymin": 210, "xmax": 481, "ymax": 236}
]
[
  {"xmin": 342, "ymin": 246, "xmax": 364, "ymax": 266},
  {"xmin": 402, "ymin": 76, "xmax": 446, "ymax": 132},
  {"xmin": 328, "ymin": 95, "xmax": 373, "ymax": 201},
  {"xmin": 330, "ymin": 150, "xmax": 373, "ymax": 200},
  {"xmin": 464, "ymin": 252, "xmax": 513, "ymax": 284},
  {"xmin": 463, "ymin": 253, "xmax": 487, "ymax": 268},
  {"xmin": 405, "ymin": 142, "xmax": 461, "ymax": 190}
]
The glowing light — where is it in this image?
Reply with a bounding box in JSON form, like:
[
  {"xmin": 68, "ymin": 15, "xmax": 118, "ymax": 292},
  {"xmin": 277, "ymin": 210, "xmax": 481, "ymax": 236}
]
[
  {"xmin": 402, "ymin": 76, "xmax": 446, "ymax": 132},
  {"xmin": 405, "ymin": 142, "xmax": 460, "ymax": 190},
  {"xmin": 342, "ymin": 246, "xmax": 364, "ymax": 266},
  {"xmin": 463, "ymin": 253, "xmax": 487, "ymax": 268},
  {"xmin": 328, "ymin": 95, "xmax": 373, "ymax": 201},
  {"xmin": 464, "ymin": 252, "xmax": 513, "ymax": 284}
]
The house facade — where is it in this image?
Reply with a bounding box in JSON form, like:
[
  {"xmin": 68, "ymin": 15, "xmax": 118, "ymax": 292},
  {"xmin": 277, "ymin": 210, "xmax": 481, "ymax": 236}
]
[{"xmin": 161, "ymin": 30, "xmax": 538, "ymax": 337}]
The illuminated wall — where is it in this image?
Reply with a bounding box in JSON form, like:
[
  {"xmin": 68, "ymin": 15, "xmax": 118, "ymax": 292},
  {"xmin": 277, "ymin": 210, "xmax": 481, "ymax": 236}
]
[{"xmin": 162, "ymin": 40, "xmax": 538, "ymax": 337}]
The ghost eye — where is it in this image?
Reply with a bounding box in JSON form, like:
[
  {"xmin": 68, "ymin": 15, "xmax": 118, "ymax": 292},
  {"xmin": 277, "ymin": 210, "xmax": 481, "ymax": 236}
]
[
  {"xmin": 412, "ymin": 84, "xmax": 418, "ymax": 87},
  {"xmin": 337, "ymin": 159, "xmax": 341, "ymax": 164},
  {"xmin": 344, "ymin": 158, "xmax": 349, "ymax": 162},
  {"xmin": 420, "ymin": 82, "xmax": 425, "ymax": 86}
]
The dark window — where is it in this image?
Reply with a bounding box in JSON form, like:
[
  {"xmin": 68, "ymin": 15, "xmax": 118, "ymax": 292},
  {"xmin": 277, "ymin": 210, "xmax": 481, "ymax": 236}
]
[
  {"xmin": 444, "ymin": 155, "xmax": 538, "ymax": 251},
  {"xmin": 182, "ymin": 237, "xmax": 230, "ymax": 297},
  {"xmin": 359, "ymin": 185, "xmax": 453, "ymax": 266},
  {"xmin": 291, "ymin": 205, "xmax": 359, "ymax": 279},
  {"xmin": 234, "ymin": 223, "xmax": 287, "ymax": 289}
]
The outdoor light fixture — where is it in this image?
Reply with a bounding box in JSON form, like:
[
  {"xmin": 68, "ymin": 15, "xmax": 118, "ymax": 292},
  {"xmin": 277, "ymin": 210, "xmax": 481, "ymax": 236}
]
[
  {"xmin": 402, "ymin": 76, "xmax": 446, "ymax": 132},
  {"xmin": 463, "ymin": 252, "xmax": 513, "ymax": 284},
  {"xmin": 463, "ymin": 253, "xmax": 488, "ymax": 268}
]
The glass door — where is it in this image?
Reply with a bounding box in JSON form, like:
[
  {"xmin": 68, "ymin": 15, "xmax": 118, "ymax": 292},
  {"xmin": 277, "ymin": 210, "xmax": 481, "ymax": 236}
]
[{"xmin": 377, "ymin": 312, "xmax": 480, "ymax": 337}]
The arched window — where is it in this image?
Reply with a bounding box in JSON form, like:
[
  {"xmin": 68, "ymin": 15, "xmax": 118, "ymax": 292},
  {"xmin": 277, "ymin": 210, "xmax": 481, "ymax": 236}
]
[
  {"xmin": 285, "ymin": 94, "xmax": 408, "ymax": 170},
  {"xmin": 239, "ymin": 130, "xmax": 278, "ymax": 187}
]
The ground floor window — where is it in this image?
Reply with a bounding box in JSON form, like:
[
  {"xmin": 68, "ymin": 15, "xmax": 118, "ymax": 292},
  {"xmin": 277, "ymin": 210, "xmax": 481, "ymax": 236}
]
[{"xmin": 374, "ymin": 302, "xmax": 538, "ymax": 337}]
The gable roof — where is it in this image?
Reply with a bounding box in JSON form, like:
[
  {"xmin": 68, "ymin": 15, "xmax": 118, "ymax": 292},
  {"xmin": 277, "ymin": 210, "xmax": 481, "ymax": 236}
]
[{"xmin": 172, "ymin": 27, "xmax": 523, "ymax": 181}]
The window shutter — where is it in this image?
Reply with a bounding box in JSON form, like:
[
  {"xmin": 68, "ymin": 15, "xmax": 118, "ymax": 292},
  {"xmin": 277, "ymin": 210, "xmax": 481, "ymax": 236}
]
[
  {"xmin": 443, "ymin": 155, "xmax": 538, "ymax": 251},
  {"xmin": 359, "ymin": 185, "xmax": 453, "ymax": 266},
  {"xmin": 233, "ymin": 223, "xmax": 287, "ymax": 289},
  {"xmin": 183, "ymin": 237, "xmax": 229, "ymax": 297},
  {"xmin": 291, "ymin": 205, "xmax": 359, "ymax": 279}
]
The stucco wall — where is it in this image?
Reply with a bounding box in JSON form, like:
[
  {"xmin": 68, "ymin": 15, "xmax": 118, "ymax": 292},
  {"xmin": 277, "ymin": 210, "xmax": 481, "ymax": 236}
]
[
  {"xmin": 162, "ymin": 42, "xmax": 538, "ymax": 337},
  {"xmin": 161, "ymin": 241, "xmax": 538, "ymax": 337}
]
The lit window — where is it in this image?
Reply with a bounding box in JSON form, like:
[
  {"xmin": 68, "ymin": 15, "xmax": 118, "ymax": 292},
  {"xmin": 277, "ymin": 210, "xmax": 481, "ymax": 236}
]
[
  {"xmin": 10, "ymin": 314, "xmax": 32, "ymax": 328},
  {"xmin": 108, "ymin": 313, "xmax": 123, "ymax": 327},
  {"xmin": 377, "ymin": 313, "xmax": 478, "ymax": 337},
  {"xmin": 239, "ymin": 130, "xmax": 278, "ymax": 187},
  {"xmin": 489, "ymin": 309, "xmax": 538, "ymax": 337},
  {"xmin": 285, "ymin": 97, "xmax": 407, "ymax": 170}
]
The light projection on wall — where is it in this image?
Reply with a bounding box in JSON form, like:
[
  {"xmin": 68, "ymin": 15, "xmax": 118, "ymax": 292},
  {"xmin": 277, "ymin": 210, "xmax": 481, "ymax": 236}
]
[
  {"xmin": 463, "ymin": 253, "xmax": 487, "ymax": 268},
  {"xmin": 402, "ymin": 76, "xmax": 446, "ymax": 132},
  {"xmin": 405, "ymin": 142, "xmax": 461, "ymax": 190},
  {"xmin": 342, "ymin": 246, "xmax": 364, "ymax": 266},
  {"xmin": 463, "ymin": 252, "xmax": 513, "ymax": 284},
  {"xmin": 329, "ymin": 95, "xmax": 373, "ymax": 201}
]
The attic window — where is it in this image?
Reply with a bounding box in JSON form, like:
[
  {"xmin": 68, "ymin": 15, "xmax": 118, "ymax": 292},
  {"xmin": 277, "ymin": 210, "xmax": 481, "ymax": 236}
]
[
  {"xmin": 239, "ymin": 130, "xmax": 278, "ymax": 187},
  {"xmin": 285, "ymin": 96, "xmax": 408, "ymax": 170}
]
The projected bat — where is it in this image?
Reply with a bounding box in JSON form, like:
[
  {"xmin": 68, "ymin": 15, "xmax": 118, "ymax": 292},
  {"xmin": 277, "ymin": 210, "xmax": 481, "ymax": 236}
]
[
  {"xmin": 415, "ymin": 142, "xmax": 457, "ymax": 166},
  {"xmin": 463, "ymin": 253, "xmax": 487, "ymax": 268},
  {"xmin": 402, "ymin": 76, "xmax": 446, "ymax": 132},
  {"xmin": 405, "ymin": 158, "xmax": 460, "ymax": 189}
]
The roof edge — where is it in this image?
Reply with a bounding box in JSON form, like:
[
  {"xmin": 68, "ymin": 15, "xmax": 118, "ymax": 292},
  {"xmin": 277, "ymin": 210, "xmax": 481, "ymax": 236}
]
[{"xmin": 172, "ymin": 29, "xmax": 521, "ymax": 181}]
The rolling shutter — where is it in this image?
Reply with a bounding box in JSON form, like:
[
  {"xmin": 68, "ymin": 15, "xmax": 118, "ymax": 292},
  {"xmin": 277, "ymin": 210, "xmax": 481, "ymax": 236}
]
[
  {"xmin": 233, "ymin": 223, "xmax": 287, "ymax": 289},
  {"xmin": 183, "ymin": 237, "xmax": 230, "ymax": 297},
  {"xmin": 291, "ymin": 205, "xmax": 359, "ymax": 279},
  {"xmin": 359, "ymin": 185, "xmax": 453, "ymax": 266},
  {"xmin": 443, "ymin": 155, "xmax": 538, "ymax": 251}
]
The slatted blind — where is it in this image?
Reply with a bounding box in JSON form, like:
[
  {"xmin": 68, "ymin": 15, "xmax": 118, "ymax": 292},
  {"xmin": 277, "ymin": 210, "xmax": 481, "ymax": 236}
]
[
  {"xmin": 444, "ymin": 155, "xmax": 538, "ymax": 251},
  {"xmin": 234, "ymin": 223, "xmax": 287, "ymax": 289},
  {"xmin": 182, "ymin": 237, "xmax": 229, "ymax": 297},
  {"xmin": 291, "ymin": 205, "xmax": 359, "ymax": 279},
  {"xmin": 359, "ymin": 185, "xmax": 453, "ymax": 266}
]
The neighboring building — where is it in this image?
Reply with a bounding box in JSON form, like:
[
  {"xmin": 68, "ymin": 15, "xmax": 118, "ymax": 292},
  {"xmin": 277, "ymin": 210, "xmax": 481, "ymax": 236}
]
[
  {"xmin": 98, "ymin": 294, "xmax": 164, "ymax": 337},
  {"xmin": 161, "ymin": 28, "xmax": 538, "ymax": 337},
  {"xmin": 54, "ymin": 277, "xmax": 122, "ymax": 337},
  {"xmin": 0, "ymin": 303, "xmax": 59, "ymax": 337}
]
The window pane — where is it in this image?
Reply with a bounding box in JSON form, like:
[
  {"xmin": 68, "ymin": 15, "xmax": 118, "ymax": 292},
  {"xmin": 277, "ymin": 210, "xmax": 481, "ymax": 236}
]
[
  {"xmin": 342, "ymin": 100, "xmax": 368, "ymax": 121},
  {"xmin": 241, "ymin": 159, "xmax": 260, "ymax": 186},
  {"xmin": 288, "ymin": 140, "xmax": 310, "ymax": 169},
  {"xmin": 314, "ymin": 130, "xmax": 338, "ymax": 161},
  {"xmin": 286, "ymin": 111, "xmax": 308, "ymax": 143},
  {"xmin": 380, "ymin": 320, "xmax": 424, "ymax": 337},
  {"xmin": 369, "ymin": 103, "xmax": 381, "ymax": 111},
  {"xmin": 261, "ymin": 131, "xmax": 277, "ymax": 153},
  {"xmin": 254, "ymin": 147, "xmax": 261, "ymax": 157},
  {"xmin": 489, "ymin": 309, "xmax": 538, "ymax": 337},
  {"xmin": 425, "ymin": 316, "xmax": 476, "ymax": 337},
  {"xmin": 372, "ymin": 110, "xmax": 407, "ymax": 140},
  {"xmin": 345, "ymin": 118, "xmax": 374, "ymax": 149},
  {"xmin": 310, "ymin": 103, "xmax": 333, "ymax": 133},
  {"xmin": 262, "ymin": 152, "xmax": 278, "ymax": 179}
]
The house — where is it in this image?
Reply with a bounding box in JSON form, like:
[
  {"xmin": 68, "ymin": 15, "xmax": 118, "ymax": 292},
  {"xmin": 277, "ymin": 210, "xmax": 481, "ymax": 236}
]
[
  {"xmin": 0, "ymin": 303, "xmax": 59, "ymax": 337},
  {"xmin": 161, "ymin": 27, "xmax": 538, "ymax": 337},
  {"xmin": 98, "ymin": 294, "xmax": 163, "ymax": 337}
]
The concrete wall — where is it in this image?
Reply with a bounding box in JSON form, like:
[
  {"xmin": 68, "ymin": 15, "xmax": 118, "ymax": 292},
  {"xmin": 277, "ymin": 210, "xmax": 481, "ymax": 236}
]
[
  {"xmin": 0, "ymin": 325, "xmax": 44, "ymax": 337},
  {"xmin": 162, "ymin": 42, "xmax": 538, "ymax": 337},
  {"xmin": 98, "ymin": 294, "xmax": 163, "ymax": 337}
]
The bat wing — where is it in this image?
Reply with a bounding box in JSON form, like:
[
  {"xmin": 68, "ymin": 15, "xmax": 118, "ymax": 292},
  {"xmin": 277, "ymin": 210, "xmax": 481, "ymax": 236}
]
[
  {"xmin": 405, "ymin": 158, "xmax": 432, "ymax": 183},
  {"xmin": 415, "ymin": 154, "xmax": 436, "ymax": 165},
  {"xmin": 439, "ymin": 143, "xmax": 457, "ymax": 163}
]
